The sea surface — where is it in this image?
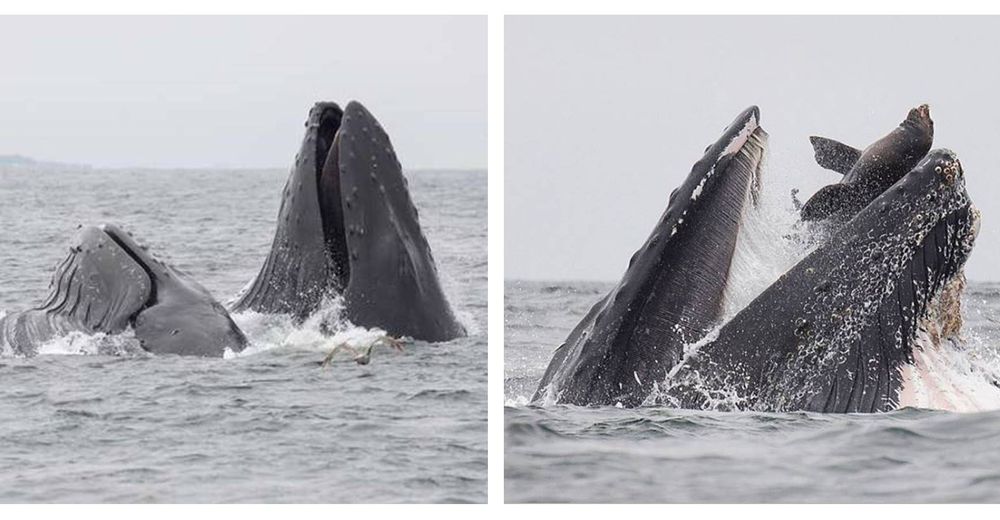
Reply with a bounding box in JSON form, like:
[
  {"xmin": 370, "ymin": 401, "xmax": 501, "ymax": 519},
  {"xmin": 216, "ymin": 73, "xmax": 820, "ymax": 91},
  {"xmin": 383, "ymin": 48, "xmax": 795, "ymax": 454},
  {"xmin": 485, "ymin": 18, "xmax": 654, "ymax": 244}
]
[
  {"xmin": 505, "ymin": 279, "xmax": 1000, "ymax": 503},
  {"xmin": 0, "ymin": 166, "xmax": 487, "ymax": 503}
]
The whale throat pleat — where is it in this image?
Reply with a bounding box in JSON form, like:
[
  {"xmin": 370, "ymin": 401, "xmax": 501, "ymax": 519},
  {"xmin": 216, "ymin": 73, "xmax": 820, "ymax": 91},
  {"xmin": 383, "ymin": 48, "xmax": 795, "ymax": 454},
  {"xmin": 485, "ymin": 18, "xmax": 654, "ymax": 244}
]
[{"xmin": 0, "ymin": 228, "xmax": 152, "ymax": 354}]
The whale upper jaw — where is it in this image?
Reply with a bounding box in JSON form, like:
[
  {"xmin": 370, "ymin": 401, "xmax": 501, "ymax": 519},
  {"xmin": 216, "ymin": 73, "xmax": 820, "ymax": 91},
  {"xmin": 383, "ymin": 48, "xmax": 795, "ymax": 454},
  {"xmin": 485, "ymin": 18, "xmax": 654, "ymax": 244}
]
[
  {"xmin": 533, "ymin": 106, "xmax": 769, "ymax": 407},
  {"xmin": 332, "ymin": 101, "xmax": 466, "ymax": 341}
]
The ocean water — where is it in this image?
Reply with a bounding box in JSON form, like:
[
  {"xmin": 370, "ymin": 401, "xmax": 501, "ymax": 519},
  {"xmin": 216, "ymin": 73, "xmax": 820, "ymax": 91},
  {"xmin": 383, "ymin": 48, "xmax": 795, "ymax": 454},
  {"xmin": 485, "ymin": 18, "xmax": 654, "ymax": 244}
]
[
  {"xmin": 0, "ymin": 166, "xmax": 486, "ymax": 503},
  {"xmin": 505, "ymin": 279, "xmax": 1000, "ymax": 503}
]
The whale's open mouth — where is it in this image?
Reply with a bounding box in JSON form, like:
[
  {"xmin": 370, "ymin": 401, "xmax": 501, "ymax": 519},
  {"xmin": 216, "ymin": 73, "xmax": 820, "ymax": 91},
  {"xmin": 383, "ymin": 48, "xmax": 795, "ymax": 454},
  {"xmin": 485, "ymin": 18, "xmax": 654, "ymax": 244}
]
[
  {"xmin": 312, "ymin": 105, "xmax": 350, "ymax": 292},
  {"xmin": 624, "ymin": 106, "xmax": 768, "ymax": 349},
  {"xmin": 533, "ymin": 106, "xmax": 770, "ymax": 407},
  {"xmin": 229, "ymin": 100, "xmax": 465, "ymax": 341},
  {"xmin": 95, "ymin": 224, "xmax": 247, "ymax": 356},
  {"xmin": 99, "ymin": 225, "xmax": 159, "ymax": 310},
  {"xmin": 690, "ymin": 110, "xmax": 769, "ymax": 313},
  {"xmin": 616, "ymin": 107, "xmax": 768, "ymax": 377}
]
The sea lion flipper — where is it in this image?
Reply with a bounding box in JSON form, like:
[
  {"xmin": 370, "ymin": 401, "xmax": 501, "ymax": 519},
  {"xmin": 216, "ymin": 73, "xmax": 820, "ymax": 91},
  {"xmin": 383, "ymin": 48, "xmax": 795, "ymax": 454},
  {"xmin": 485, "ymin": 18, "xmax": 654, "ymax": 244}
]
[
  {"xmin": 800, "ymin": 183, "xmax": 861, "ymax": 221},
  {"xmin": 810, "ymin": 136, "xmax": 861, "ymax": 175}
]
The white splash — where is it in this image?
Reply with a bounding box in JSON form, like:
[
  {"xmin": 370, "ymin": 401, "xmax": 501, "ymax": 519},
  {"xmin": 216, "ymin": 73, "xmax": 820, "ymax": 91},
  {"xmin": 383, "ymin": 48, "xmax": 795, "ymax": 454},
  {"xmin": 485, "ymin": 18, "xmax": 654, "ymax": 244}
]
[
  {"xmin": 899, "ymin": 276, "xmax": 1000, "ymax": 412},
  {"xmin": 505, "ymin": 394, "xmax": 532, "ymax": 407},
  {"xmin": 899, "ymin": 332, "xmax": 1000, "ymax": 412},
  {"xmin": 34, "ymin": 329, "xmax": 144, "ymax": 357},
  {"xmin": 226, "ymin": 294, "xmax": 396, "ymax": 359},
  {"xmin": 720, "ymin": 151, "xmax": 815, "ymax": 320}
]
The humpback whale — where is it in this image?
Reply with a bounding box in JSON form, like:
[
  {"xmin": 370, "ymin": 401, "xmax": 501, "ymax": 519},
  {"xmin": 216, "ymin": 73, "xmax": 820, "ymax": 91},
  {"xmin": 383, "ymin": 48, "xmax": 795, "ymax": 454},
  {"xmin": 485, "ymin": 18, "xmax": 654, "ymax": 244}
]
[
  {"xmin": 231, "ymin": 101, "xmax": 465, "ymax": 342},
  {"xmin": 0, "ymin": 225, "xmax": 247, "ymax": 357},
  {"xmin": 667, "ymin": 150, "xmax": 977, "ymax": 412},
  {"xmin": 533, "ymin": 106, "xmax": 768, "ymax": 406},
  {"xmin": 800, "ymin": 104, "xmax": 933, "ymax": 222}
]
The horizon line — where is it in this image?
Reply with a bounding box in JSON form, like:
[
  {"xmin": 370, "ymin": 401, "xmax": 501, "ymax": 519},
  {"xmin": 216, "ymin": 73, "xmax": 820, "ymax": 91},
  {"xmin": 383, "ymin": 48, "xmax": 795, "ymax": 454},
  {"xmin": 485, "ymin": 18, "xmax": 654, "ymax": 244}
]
[{"xmin": 0, "ymin": 156, "xmax": 487, "ymax": 173}]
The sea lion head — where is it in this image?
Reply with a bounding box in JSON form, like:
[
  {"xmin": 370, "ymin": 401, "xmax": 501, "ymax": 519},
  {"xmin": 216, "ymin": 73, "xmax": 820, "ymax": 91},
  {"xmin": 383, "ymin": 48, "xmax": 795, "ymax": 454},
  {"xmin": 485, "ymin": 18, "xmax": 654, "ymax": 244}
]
[{"xmin": 903, "ymin": 103, "xmax": 934, "ymax": 137}]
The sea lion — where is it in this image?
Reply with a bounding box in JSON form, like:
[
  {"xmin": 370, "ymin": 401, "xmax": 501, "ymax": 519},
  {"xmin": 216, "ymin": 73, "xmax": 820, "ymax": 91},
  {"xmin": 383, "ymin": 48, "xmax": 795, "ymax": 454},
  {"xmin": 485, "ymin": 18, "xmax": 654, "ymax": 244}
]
[{"xmin": 800, "ymin": 104, "xmax": 933, "ymax": 222}]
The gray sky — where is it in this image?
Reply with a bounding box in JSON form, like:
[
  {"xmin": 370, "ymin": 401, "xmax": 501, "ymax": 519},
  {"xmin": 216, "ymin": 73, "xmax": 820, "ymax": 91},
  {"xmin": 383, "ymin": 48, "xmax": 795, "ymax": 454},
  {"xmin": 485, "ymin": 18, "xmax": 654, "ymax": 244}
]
[
  {"xmin": 506, "ymin": 16, "xmax": 1000, "ymax": 282},
  {"xmin": 0, "ymin": 16, "xmax": 485, "ymax": 169}
]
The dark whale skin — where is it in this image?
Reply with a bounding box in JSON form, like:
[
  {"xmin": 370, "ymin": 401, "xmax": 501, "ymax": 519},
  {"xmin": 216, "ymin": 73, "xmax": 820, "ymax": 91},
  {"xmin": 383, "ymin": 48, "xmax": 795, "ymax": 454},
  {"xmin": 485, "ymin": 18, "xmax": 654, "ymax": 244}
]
[
  {"xmin": 533, "ymin": 107, "xmax": 767, "ymax": 407},
  {"xmin": 232, "ymin": 101, "xmax": 465, "ymax": 342},
  {"xmin": 1, "ymin": 225, "xmax": 247, "ymax": 357},
  {"xmin": 669, "ymin": 150, "xmax": 975, "ymax": 413}
]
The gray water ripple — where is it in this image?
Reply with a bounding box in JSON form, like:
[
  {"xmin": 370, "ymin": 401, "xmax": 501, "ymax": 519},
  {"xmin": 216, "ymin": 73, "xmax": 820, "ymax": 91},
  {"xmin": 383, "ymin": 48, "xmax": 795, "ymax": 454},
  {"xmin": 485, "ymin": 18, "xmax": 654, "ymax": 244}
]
[
  {"xmin": 506, "ymin": 280, "xmax": 1000, "ymax": 503},
  {"xmin": 0, "ymin": 167, "xmax": 486, "ymax": 503}
]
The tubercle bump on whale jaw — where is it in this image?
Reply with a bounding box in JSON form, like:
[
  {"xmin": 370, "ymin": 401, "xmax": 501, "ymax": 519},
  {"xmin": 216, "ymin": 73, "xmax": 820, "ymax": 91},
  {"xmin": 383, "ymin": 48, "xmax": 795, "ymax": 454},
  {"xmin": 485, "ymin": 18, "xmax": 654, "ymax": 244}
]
[{"xmin": 534, "ymin": 106, "xmax": 769, "ymax": 407}]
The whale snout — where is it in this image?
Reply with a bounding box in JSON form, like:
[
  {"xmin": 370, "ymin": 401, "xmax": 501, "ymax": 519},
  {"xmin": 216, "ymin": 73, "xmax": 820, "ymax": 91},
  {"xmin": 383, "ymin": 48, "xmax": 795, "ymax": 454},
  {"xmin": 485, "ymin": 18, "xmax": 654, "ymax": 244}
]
[{"xmin": 923, "ymin": 149, "xmax": 962, "ymax": 186}]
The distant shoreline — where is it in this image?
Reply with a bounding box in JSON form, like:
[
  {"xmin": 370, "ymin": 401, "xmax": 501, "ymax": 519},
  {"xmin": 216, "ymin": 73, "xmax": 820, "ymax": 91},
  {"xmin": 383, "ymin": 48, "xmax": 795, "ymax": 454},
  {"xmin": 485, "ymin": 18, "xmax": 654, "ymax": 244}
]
[{"xmin": 0, "ymin": 155, "xmax": 91, "ymax": 170}]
